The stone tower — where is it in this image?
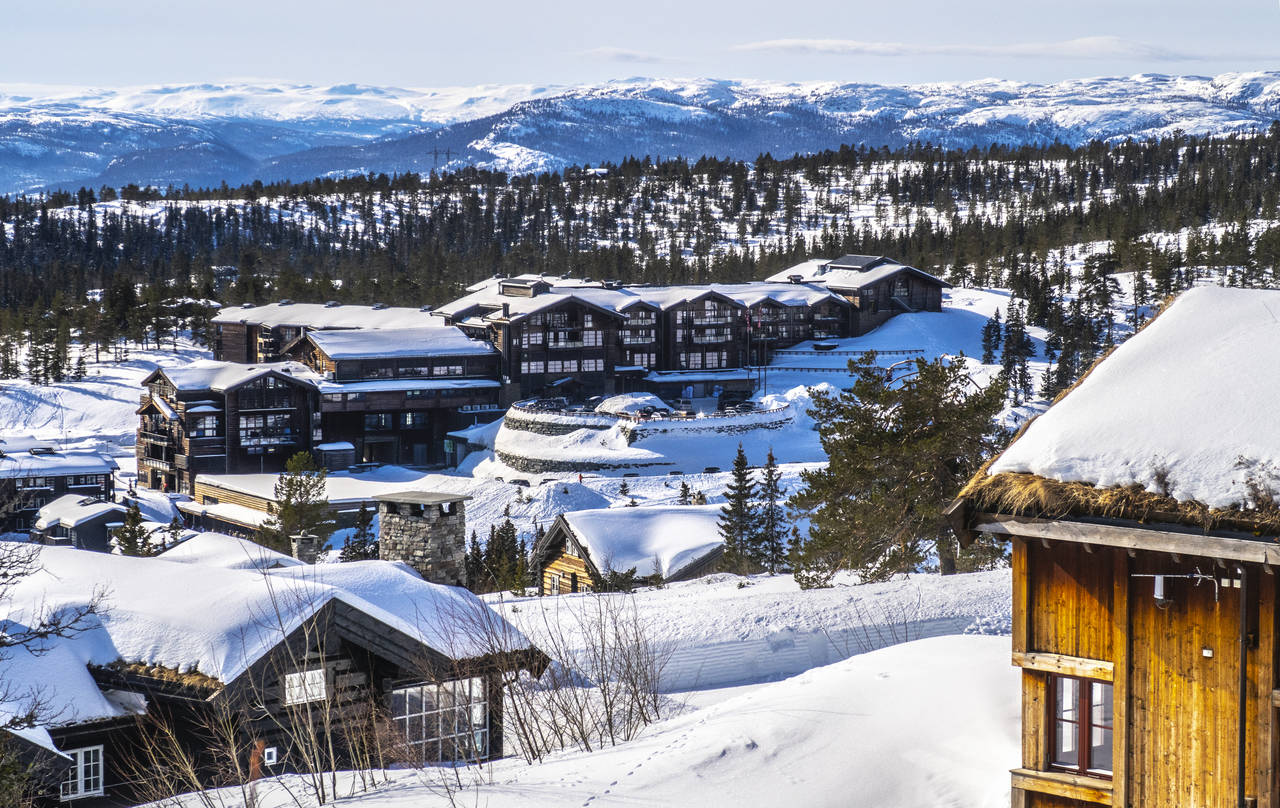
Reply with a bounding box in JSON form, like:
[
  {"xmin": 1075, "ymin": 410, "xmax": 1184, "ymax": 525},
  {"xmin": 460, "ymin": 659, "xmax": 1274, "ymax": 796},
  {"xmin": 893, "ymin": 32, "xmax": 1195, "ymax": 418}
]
[{"xmin": 374, "ymin": 492, "xmax": 469, "ymax": 587}]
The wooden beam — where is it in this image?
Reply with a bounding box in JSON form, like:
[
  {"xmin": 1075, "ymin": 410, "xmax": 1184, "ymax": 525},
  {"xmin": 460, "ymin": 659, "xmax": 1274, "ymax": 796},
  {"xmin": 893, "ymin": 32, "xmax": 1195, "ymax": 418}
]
[
  {"xmin": 1258, "ymin": 572, "xmax": 1276, "ymax": 808},
  {"xmin": 974, "ymin": 513, "xmax": 1280, "ymax": 566},
  {"xmin": 1012, "ymin": 537, "xmax": 1030, "ymax": 654},
  {"xmin": 1010, "ymin": 768, "xmax": 1113, "ymax": 805},
  {"xmin": 1013, "ymin": 651, "xmax": 1115, "ymax": 682},
  {"xmin": 1112, "ymin": 548, "xmax": 1130, "ymax": 808}
]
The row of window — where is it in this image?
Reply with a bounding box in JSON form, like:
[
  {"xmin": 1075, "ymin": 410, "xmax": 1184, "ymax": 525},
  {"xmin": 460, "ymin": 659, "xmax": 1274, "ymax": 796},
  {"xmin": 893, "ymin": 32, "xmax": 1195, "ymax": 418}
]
[
  {"xmin": 679, "ymin": 351, "xmax": 729, "ymax": 370},
  {"xmin": 352, "ymin": 363, "xmax": 467, "ymax": 379},
  {"xmin": 364, "ymin": 412, "xmax": 431, "ymax": 431},
  {"xmin": 519, "ymin": 358, "xmax": 606, "ymax": 375},
  {"xmin": 321, "ymin": 388, "xmax": 467, "ymax": 404},
  {"xmin": 239, "ymin": 413, "xmax": 294, "ymax": 446}
]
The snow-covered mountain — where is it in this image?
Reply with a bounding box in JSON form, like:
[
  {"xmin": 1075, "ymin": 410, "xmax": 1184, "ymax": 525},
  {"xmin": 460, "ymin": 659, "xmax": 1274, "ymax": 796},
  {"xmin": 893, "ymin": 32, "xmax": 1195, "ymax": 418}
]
[{"xmin": 5, "ymin": 72, "xmax": 1280, "ymax": 193}]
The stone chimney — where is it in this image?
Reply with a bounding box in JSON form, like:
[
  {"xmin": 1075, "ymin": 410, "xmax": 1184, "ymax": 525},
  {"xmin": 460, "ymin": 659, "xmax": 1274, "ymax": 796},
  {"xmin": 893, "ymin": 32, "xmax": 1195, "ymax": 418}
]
[
  {"xmin": 375, "ymin": 492, "xmax": 469, "ymax": 587},
  {"xmin": 291, "ymin": 532, "xmax": 322, "ymax": 564}
]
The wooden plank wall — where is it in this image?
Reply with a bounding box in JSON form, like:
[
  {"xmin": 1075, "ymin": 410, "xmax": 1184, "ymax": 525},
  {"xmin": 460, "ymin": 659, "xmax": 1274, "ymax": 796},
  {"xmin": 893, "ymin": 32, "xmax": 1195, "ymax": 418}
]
[{"xmin": 540, "ymin": 550, "xmax": 594, "ymax": 595}]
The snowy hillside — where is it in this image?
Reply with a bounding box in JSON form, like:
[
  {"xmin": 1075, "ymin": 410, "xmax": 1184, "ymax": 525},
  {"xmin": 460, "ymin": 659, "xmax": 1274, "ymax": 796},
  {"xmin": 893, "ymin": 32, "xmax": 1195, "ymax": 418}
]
[{"xmin": 6, "ymin": 71, "xmax": 1280, "ymax": 192}]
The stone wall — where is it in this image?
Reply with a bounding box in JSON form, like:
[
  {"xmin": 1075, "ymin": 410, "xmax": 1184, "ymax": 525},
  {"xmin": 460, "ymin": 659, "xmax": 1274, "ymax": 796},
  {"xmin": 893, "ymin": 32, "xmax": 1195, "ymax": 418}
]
[{"xmin": 378, "ymin": 501, "xmax": 468, "ymax": 587}]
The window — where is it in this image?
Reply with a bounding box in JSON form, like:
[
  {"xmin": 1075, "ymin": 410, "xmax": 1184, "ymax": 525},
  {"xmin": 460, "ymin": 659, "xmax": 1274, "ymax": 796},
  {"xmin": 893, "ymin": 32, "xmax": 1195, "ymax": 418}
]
[
  {"xmin": 390, "ymin": 677, "xmax": 489, "ymax": 763},
  {"xmin": 239, "ymin": 413, "xmax": 293, "ymax": 446},
  {"xmin": 364, "ymin": 413, "xmax": 391, "ymax": 431},
  {"xmin": 520, "ymin": 360, "xmax": 545, "ymax": 375},
  {"xmin": 403, "ymin": 412, "xmax": 428, "ymax": 428},
  {"xmin": 60, "ymin": 746, "xmax": 104, "ymax": 801},
  {"xmin": 432, "ymin": 365, "xmax": 464, "ymax": 376},
  {"xmin": 322, "ymin": 393, "xmax": 344, "ymax": 403},
  {"xmin": 582, "ymin": 358, "xmax": 604, "ymax": 372},
  {"xmin": 190, "ymin": 415, "xmax": 218, "ymax": 438},
  {"xmin": 583, "ymin": 330, "xmax": 602, "ymax": 347},
  {"xmin": 283, "ymin": 669, "xmax": 327, "ymax": 706},
  {"xmin": 1051, "ymin": 676, "xmax": 1112, "ymax": 776}
]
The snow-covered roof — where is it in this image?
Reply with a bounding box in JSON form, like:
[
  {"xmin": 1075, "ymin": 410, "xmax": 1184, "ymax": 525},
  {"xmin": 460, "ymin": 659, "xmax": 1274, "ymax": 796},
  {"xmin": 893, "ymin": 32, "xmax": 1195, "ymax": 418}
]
[
  {"xmin": 0, "ymin": 449, "xmax": 117, "ymax": 480},
  {"xmin": 446, "ymin": 417, "xmax": 504, "ymax": 449},
  {"xmin": 557, "ymin": 504, "xmax": 725, "ymax": 579},
  {"xmin": 644, "ymin": 369, "xmax": 754, "ymax": 384},
  {"xmin": 176, "ymin": 499, "xmax": 271, "ymax": 528},
  {"xmin": 317, "ymin": 377, "xmax": 500, "ymax": 394},
  {"xmin": 0, "ymin": 546, "xmax": 535, "ymax": 729},
  {"xmin": 987, "ymin": 286, "xmax": 1280, "ymax": 510},
  {"xmin": 157, "ymin": 531, "xmax": 305, "ymax": 570},
  {"xmin": 211, "ymin": 302, "xmax": 440, "ymax": 330},
  {"xmin": 34, "ymin": 495, "xmax": 125, "ymax": 531},
  {"xmin": 158, "ymin": 359, "xmax": 320, "ymax": 392},
  {"xmin": 196, "ymin": 464, "xmax": 500, "ymax": 506},
  {"xmin": 307, "ymin": 326, "xmax": 495, "ymax": 360},
  {"xmin": 437, "ymin": 277, "xmax": 842, "ymax": 323},
  {"xmin": 764, "ymin": 257, "xmax": 949, "ymax": 291}
]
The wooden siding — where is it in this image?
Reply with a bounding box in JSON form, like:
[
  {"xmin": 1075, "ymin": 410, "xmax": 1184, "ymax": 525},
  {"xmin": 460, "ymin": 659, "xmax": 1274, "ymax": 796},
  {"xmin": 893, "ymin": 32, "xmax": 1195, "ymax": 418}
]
[
  {"xmin": 541, "ymin": 549, "xmax": 594, "ymax": 595},
  {"xmin": 1027, "ymin": 541, "xmax": 1113, "ymax": 660},
  {"xmin": 1009, "ymin": 524, "xmax": 1280, "ymax": 808}
]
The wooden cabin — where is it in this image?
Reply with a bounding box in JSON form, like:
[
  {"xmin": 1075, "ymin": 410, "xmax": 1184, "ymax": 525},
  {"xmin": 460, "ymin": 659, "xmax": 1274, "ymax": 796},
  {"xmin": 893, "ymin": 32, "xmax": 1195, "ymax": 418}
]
[
  {"xmin": 4, "ymin": 545, "xmax": 545, "ymax": 807},
  {"xmin": 947, "ymin": 286, "xmax": 1280, "ymax": 808},
  {"xmin": 532, "ymin": 504, "xmax": 726, "ymax": 594}
]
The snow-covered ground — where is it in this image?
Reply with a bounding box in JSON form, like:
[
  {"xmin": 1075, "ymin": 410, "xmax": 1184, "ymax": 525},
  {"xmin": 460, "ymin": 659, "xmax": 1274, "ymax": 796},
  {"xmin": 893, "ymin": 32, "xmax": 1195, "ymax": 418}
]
[
  {"xmin": 167, "ymin": 634, "xmax": 1017, "ymax": 808},
  {"xmin": 489, "ymin": 569, "xmax": 1010, "ymax": 692}
]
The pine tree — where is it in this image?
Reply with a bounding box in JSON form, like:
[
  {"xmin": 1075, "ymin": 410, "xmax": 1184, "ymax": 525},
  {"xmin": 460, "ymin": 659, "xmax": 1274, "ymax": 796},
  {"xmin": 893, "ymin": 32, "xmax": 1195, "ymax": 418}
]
[
  {"xmin": 790, "ymin": 353, "xmax": 1008, "ymax": 586},
  {"xmin": 1001, "ymin": 303, "xmax": 1036, "ymax": 404},
  {"xmin": 980, "ymin": 309, "xmax": 1003, "ymax": 364},
  {"xmin": 465, "ymin": 530, "xmax": 484, "ymax": 592},
  {"xmin": 618, "ymin": 479, "xmax": 630, "ymax": 497},
  {"xmin": 678, "ymin": 480, "xmax": 691, "ymax": 505},
  {"xmin": 718, "ymin": 443, "xmax": 759, "ymax": 574},
  {"xmin": 113, "ymin": 503, "xmax": 151, "ymax": 557},
  {"xmin": 339, "ymin": 502, "xmax": 378, "ymax": 561},
  {"xmin": 164, "ymin": 515, "xmax": 184, "ymax": 551},
  {"xmin": 757, "ymin": 449, "xmax": 787, "ymax": 573},
  {"xmin": 258, "ymin": 452, "xmax": 334, "ymax": 557}
]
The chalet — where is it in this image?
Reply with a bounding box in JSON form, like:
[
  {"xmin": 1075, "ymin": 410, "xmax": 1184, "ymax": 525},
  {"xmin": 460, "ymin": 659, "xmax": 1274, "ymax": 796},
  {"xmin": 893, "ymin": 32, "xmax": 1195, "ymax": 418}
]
[
  {"xmin": 176, "ymin": 465, "xmax": 501, "ymax": 544},
  {"xmin": 136, "ymin": 360, "xmax": 321, "ymax": 494},
  {"xmin": 946, "ymin": 286, "xmax": 1280, "ymax": 808},
  {"xmin": 532, "ymin": 504, "xmax": 726, "ymax": 594},
  {"xmin": 0, "ymin": 440, "xmax": 117, "ymax": 535},
  {"xmin": 211, "ymin": 301, "xmax": 441, "ymax": 363},
  {"xmin": 766, "ymin": 254, "xmax": 949, "ymax": 336},
  {"xmin": 284, "ymin": 326, "xmax": 501, "ymax": 466},
  {"xmin": 1, "ymin": 544, "xmax": 545, "ymax": 806},
  {"xmin": 31, "ymin": 496, "xmax": 127, "ymax": 552}
]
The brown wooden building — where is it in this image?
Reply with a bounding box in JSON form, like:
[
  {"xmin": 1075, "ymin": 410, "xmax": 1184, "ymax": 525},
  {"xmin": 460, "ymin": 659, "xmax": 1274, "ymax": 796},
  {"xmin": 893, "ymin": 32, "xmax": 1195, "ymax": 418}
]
[
  {"xmin": 212, "ymin": 301, "xmax": 442, "ymax": 364},
  {"xmin": 136, "ymin": 360, "xmax": 320, "ymax": 494},
  {"xmin": 284, "ymin": 326, "xmax": 501, "ymax": 466},
  {"xmin": 948, "ymin": 286, "xmax": 1280, "ymax": 808},
  {"xmin": 531, "ymin": 504, "xmax": 726, "ymax": 594},
  {"xmin": 767, "ymin": 254, "xmax": 949, "ymax": 336}
]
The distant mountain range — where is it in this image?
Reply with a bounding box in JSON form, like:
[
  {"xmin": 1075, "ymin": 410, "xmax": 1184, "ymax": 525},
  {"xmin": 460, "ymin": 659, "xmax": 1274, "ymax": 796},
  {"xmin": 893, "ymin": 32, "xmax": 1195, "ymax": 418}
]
[{"xmin": 4, "ymin": 73, "xmax": 1280, "ymax": 194}]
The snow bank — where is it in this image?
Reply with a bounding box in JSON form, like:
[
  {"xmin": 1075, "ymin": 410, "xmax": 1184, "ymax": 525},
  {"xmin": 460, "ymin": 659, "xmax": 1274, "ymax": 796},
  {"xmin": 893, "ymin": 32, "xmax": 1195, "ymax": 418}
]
[
  {"xmin": 990, "ymin": 286, "xmax": 1280, "ymax": 508},
  {"xmin": 594, "ymin": 392, "xmax": 668, "ymax": 415},
  {"xmin": 190, "ymin": 634, "xmax": 1017, "ymax": 808}
]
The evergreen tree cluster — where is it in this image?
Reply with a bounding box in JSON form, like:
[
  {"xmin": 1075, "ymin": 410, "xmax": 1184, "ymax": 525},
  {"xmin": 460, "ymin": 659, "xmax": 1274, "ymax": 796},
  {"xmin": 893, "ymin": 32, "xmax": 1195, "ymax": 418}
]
[
  {"xmin": 464, "ymin": 519, "xmax": 531, "ymax": 594},
  {"xmin": 717, "ymin": 444, "xmax": 788, "ymax": 575}
]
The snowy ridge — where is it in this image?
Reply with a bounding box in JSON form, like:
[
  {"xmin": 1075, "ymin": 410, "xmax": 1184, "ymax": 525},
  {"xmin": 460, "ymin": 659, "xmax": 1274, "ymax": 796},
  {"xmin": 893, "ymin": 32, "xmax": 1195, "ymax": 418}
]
[{"xmin": 5, "ymin": 71, "xmax": 1280, "ymax": 192}]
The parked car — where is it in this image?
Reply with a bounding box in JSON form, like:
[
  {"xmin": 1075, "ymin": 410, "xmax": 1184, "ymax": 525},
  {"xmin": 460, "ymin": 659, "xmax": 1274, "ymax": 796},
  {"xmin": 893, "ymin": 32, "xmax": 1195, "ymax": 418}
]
[
  {"xmin": 813, "ymin": 341, "xmax": 840, "ymax": 352},
  {"xmin": 528, "ymin": 397, "xmax": 569, "ymax": 411}
]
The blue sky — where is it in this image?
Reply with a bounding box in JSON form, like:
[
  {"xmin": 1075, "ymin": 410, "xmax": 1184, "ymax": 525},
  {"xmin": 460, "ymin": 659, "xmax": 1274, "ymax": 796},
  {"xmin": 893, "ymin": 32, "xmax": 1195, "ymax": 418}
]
[{"xmin": 9, "ymin": 0, "xmax": 1280, "ymax": 87}]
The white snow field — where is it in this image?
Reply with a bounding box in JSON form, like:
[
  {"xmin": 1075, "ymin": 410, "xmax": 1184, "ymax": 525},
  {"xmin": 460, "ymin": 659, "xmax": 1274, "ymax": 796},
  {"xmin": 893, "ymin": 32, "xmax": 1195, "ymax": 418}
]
[
  {"xmin": 491, "ymin": 569, "xmax": 1011, "ymax": 692},
  {"xmin": 168, "ymin": 634, "xmax": 1017, "ymax": 808}
]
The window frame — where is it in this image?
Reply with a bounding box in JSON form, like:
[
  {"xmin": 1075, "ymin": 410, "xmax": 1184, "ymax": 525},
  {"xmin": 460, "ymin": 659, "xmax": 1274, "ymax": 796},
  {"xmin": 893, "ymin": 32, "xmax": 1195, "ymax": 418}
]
[
  {"xmin": 1048, "ymin": 674, "xmax": 1113, "ymax": 779},
  {"xmin": 60, "ymin": 745, "xmax": 105, "ymax": 801},
  {"xmin": 283, "ymin": 668, "xmax": 328, "ymax": 706}
]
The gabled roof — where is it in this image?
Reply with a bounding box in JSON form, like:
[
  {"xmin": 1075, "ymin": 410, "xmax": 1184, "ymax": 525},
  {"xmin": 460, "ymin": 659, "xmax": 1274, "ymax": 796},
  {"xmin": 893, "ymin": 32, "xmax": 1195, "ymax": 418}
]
[
  {"xmin": 535, "ymin": 504, "xmax": 726, "ymax": 580},
  {"xmin": 211, "ymin": 302, "xmax": 440, "ymax": 330},
  {"xmin": 305, "ymin": 326, "xmax": 495, "ymax": 360},
  {"xmin": 0, "ymin": 449, "xmax": 117, "ymax": 481},
  {"xmin": 764, "ymin": 256, "xmax": 950, "ymax": 291},
  {"xmin": 149, "ymin": 359, "xmax": 320, "ymax": 393},
  {"xmin": 34, "ymin": 496, "xmax": 126, "ymax": 531},
  {"xmin": 0, "ymin": 546, "xmax": 539, "ymax": 731}
]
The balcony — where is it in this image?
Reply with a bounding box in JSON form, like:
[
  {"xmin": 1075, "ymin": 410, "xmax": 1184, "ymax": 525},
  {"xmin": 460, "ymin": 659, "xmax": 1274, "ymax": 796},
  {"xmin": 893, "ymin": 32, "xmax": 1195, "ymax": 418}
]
[{"xmin": 689, "ymin": 315, "xmax": 733, "ymax": 326}]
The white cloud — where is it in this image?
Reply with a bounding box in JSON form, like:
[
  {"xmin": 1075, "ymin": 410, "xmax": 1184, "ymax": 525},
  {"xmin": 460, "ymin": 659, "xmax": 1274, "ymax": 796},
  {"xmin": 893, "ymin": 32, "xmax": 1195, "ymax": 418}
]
[
  {"xmin": 732, "ymin": 36, "xmax": 1256, "ymax": 62},
  {"xmin": 579, "ymin": 47, "xmax": 684, "ymax": 65}
]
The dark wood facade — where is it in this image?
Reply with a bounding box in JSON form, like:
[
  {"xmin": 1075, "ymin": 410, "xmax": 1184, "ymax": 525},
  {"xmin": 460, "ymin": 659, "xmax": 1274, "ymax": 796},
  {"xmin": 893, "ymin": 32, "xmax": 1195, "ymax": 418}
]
[
  {"xmin": 951, "ymin": 508, "xmax": 1280, "ymax": 808},
  {"xmin": 826, "ymin": 266, "xmax": 947, "ymax": 337},
  {"xmin": 136, "ymin": 368, "xmax": 319, "ymax": 494},
  {"xmin": 286, "ymin": 335, "xmax": 501, "ymax": 467},
  {"xmin": 0, "ymin": 450, "xmax": 116, "ymax": 534},
  {"xmin": 38, "ymin": 599, "xmax": 546, "ymax": 807}
]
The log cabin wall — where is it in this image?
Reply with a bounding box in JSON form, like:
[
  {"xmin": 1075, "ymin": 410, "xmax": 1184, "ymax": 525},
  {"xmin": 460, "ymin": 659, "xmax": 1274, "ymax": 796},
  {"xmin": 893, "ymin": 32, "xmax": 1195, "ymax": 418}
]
[{"xmin": 1010, "ymin": 535, "xmax": 1279, "ymax": 808}]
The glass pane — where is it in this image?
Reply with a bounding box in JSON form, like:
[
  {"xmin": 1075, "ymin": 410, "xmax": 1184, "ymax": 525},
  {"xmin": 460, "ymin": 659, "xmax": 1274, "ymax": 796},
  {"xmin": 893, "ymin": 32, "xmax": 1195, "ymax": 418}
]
[
  {"xmin": 1091, "ymin": 682, "xmax": 1113, "ymax": 729},
  {"xmin": 1055, "ymin": 678, "xmax": 1079, "ymax": 722},
  {"xmin": 1054, "ymin": 719, "xmax": 1079, "ymax": 767},
  {"xmin": 390, "ymin": 690, "xmax": 407, "ymax": 717}
]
